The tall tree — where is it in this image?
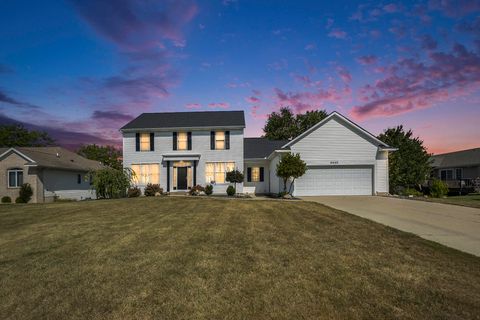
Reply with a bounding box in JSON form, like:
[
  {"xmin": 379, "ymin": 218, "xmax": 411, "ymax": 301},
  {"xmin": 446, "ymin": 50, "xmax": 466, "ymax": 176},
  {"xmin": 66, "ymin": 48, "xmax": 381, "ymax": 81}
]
[
  {"xmin": 276, "ymin": 153, "xmax": 307, "ymax": 194},
  {"xmin": 0, "ymin": 124, "xmax": 55, "ymax": 147},
  {"xmin": 263, "ymin": 107, "xmax": 327, "ymax": 140},
  {"xmin": 378, "ymin": 126, "xmax": 432, "ymax": 193},
  {"xmin": 77, "ymin": 144, "xmax": 122, "ymax": 170}
]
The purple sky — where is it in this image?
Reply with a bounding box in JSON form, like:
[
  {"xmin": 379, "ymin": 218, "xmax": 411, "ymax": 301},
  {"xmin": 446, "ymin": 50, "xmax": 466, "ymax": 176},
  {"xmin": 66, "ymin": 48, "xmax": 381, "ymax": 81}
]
[{"xmin": 1, "ymin": 0, "xmax": 480, "ymax": 153}]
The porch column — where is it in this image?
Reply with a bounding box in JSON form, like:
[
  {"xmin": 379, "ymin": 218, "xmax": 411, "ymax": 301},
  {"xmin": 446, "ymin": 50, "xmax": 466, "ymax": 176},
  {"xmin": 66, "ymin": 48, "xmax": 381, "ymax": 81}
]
[
  {"xmin": 193, "ymin": 160, "xmax": 197, "ymax": 186},
  {"xmin": 166, "ymin": 161, "xmax": 170, "ymax": 192}
]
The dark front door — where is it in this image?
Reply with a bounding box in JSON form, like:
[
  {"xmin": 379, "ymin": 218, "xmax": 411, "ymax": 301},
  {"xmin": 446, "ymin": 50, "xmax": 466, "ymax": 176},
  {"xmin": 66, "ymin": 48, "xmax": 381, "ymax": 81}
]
[{"xmin": 177, "ymin": 167, "xmax": 188, "ymax": 190}]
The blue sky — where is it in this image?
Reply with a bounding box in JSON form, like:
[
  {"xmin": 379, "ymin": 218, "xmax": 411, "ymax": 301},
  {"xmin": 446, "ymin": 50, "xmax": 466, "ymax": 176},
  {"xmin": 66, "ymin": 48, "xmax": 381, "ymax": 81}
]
[{"xmin": 1, "ymin": 0, "xmax": 479, "ymax": 152}]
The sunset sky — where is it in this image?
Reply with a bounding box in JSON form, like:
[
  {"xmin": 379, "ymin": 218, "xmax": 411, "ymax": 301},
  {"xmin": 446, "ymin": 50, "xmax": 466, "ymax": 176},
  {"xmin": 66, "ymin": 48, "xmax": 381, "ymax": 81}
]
[{"xmin": 1, "ymin": 0, "xmax": 479, "ymax": 153}]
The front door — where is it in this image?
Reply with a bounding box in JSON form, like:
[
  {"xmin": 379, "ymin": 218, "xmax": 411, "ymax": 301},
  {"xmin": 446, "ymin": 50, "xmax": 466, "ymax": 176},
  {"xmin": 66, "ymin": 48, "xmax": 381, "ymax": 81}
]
[{"xmin": 177, "ymin": 167, "xmax": 188, "ymax": 190}]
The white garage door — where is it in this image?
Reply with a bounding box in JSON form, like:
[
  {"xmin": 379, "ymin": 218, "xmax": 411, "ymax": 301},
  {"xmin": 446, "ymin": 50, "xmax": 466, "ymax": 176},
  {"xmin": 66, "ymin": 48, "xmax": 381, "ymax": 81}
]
[{"xmin": 294, "ymin": 166, "xmax": 373, "ymax": 196}]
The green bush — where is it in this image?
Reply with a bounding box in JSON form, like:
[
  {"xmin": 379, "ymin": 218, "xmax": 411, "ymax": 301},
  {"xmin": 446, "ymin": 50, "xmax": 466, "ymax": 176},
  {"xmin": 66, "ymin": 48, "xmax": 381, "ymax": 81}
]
[
  {"xmin": 402, "ymin": 188, "xmax": 423, "ymax": 197},
  {"xmin": 15, "ymin": 197, "xmax": 25, "ymax": 203},
  {"xmin": 144, "ymin": 183, "xmax": 163, "ymax": 197},
  {"xmin": 19, "ymin": 183, "xmax": 33, "ymax": 203},
  {"xmin": 430, "ymin": 179, "xmax": 449, "ymax": 198},
  {"xmin": 127, "ymin": 187, "xmax": 141, "ymax": 198},
  {"xmin": 204, "ymin": 184, "xmax": 213, "ymax": 196},
  {"xmin": 91, "ymin": 168, "xmax": 134, "ymax": 199},
  {"xmin": 1, "ymin": 196, "xmax": 11, "ymax": 203},
  {"xmin": 226, "ymin": 185, "xmax": 235, "ymax": 196}
]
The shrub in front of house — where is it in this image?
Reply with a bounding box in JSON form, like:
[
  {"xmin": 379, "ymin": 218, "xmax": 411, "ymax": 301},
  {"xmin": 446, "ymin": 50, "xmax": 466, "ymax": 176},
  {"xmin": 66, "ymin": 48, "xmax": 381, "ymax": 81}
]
[
  {"xmin": 127, "ymin": 187, "xmax": 141, "ymax": 198},
  {"xmin": 226, "ymin": 185, "xmax": 235, "ymax": 196},
  {"xmin": 15, "ymin": 197, "xmax": 25, "ymax": 203},
  {"xmin": 204, "ymin": 184, "xmax": 213, "ymax": 196},
  {"xmin": 18, "ymin": 183, "xmax": 33, "ymax": 203},
  {"xmin": 1, "ymin": 196, "xmax": 11, "ymax": 203},
  {"xmin": 189, "ymin": 185, "xmax": 205, "ymax": 196},
  {"xmin": 430, "ymin": 179, "xmax": 449, "ymax": 198},
  {"xmin": 144, "ymin": 183, "xmax": 163, "ymax": 197},
  {"xmin": 402, "ymin": 188, "xmax": 423, "ymax": 197}
]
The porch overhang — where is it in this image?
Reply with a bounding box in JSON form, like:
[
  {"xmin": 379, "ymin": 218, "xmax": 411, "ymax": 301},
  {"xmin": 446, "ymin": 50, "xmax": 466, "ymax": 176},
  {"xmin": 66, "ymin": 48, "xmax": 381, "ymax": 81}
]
[{"xmin": 162, "ymin": 153, "xmax": 201, "ymax": 162}]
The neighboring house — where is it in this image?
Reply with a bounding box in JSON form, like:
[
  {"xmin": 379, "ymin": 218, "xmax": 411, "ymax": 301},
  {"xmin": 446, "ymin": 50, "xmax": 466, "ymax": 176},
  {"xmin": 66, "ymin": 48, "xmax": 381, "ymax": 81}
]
[
  {"xmin": 0, "ymin": 147, "xmax": 103, "ymax": 203},
  {"xmin": 121, "ymin": 110, "xmax": 395, "ymax": 196},
  {"xmin": 430, "ymin": 148, "xmax": 480, "ymax": 192}
]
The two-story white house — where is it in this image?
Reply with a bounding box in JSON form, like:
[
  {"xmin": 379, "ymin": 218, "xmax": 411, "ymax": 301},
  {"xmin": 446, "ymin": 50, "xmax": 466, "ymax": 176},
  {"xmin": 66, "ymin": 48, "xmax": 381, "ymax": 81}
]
[{"xmin": 121, "ymin": 110, "xmax": 395, "ymax": 196}]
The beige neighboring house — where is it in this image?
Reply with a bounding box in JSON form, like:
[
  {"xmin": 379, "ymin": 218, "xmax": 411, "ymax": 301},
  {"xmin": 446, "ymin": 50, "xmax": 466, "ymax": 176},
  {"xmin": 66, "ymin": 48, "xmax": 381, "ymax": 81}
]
[{"xmin": 0, "ymin": 147, "xmax": 103, "ymax": 203}]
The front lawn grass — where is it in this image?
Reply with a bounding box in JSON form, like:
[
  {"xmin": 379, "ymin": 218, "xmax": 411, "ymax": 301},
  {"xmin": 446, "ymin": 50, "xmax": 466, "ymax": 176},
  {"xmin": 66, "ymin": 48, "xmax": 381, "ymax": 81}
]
[
  {"xmin": 421, "ymin": 193, "xmax": 480, "ymax": 209},
  {"xmin": 1, "ymin": 197, "xmax": 479, "ymax": 319}
]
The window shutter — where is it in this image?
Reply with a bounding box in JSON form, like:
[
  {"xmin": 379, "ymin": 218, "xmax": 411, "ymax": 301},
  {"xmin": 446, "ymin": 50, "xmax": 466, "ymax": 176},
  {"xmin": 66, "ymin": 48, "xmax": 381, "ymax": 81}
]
[
  {"xmin": 173, "ymin": 132, "xmax": 177, "ymax": 150},
  {"xmin": 150, "ymin": 132, "xmax": 155, "ymax": 151},
  {"xmin": 247, "ymin": 167, "xmax": 252, "ymax": 182},
  {"xmin": 259, "ymin": 167, "xmax": 264, "ymax": 182},
  {"xmin": 210, "ymin": 131, "xmax": 215, "ymax": 150},
  {"xmin": 135, "ymin": 133, "xmax": 140, "ymax": 151},
  {"xmin": 225, "ymin": 131, "xmax": 230, "ymax": 149},
  {"xmin": 187, "ymin": 132, "xmax": 192, "ymax": 150}
]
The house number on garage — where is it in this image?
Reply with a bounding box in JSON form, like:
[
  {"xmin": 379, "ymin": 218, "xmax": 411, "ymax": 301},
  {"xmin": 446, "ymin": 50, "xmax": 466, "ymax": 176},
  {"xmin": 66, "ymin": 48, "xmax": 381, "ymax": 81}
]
[{"xmin": 330, "ymin": 161, "xmax": 339, "ymax": 165}]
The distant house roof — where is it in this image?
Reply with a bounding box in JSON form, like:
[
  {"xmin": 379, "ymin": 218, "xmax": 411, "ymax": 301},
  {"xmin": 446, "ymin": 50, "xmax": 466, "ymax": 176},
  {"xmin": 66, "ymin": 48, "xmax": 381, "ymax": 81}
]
[
  {"xmin": 244, "ymin": 138, "xmax": 289, "ymax": 159},
  {"xmin": 121, "ymin": 111, "xmax": 245, "ymax": 130},
  {"xmin": 0, "ymin": 147, "xmax": 103, "ymax": 172},
  {"xmin": 431, "ymin": 147, "xmax": 480, "ymax": 168}
]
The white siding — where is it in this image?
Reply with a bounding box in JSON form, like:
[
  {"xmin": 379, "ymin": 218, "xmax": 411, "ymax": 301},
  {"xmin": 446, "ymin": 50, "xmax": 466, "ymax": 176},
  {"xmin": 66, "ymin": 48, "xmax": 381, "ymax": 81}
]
[
  {"xmin": 375, "ymin": 151, "xmax": 389, "ymax": 193},
  {"xmin": 43, "ymin": 169, "xmax": 96, "ymax": 200},
  {"xmin": 290, "ymin": 117, "xmax": 378, "ymax": 165},
  {"xmin": 123, "ymin": 129, "xmax": 244, "ymax": 194}
]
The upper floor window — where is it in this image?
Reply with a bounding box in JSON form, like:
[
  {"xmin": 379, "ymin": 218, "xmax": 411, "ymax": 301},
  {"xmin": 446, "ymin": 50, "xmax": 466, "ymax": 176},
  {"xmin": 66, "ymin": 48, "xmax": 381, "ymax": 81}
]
[
  {"xmin": 8, "ymin": 168, "xmax": 23, "ymax": 188},
  {"xmin": 136, "ymin": 132, "xmax": 154, "ymax": 152},
  {"xmin": 173, "ymin": 132, "xmax": 192, "ymax": 150},
  {"xmin": 210, "ymin": 131, "xmax": 230, "ymax": 150}
]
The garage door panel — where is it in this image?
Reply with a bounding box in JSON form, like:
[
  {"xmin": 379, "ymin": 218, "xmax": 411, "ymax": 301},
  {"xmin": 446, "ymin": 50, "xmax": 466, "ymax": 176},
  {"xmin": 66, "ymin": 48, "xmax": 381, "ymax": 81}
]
[{"xmin": 295, "ymin": 167, "xmax": 372, "ymax": 196}]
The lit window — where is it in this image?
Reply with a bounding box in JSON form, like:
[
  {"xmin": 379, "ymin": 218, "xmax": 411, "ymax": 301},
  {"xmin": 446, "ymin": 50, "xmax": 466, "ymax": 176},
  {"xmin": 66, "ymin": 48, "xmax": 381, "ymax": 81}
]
[
  {"xmin": 140, "ymin": 133, "xmax": 151, "ymax": 151},
  {"xmin": 177, "ymin": 132, "xmax": 188, "ymax": 150},
  {"xmin": 205, "ymin": 162, "xmax": 235, "ymax": 184},
  {"xmin": 8, "ymin": 168, "xmax": 23, "ymax": 188},
  {"xmin": 251, "ymin": 167, "xmax": 260, "ymax": 182},
  {"xmin": 215, "ymin": 131, "xmax": 225, "ymax": 150},
  {"xmin": 131, "ymin": 164, "xmax": 160, "ymax": 185}
]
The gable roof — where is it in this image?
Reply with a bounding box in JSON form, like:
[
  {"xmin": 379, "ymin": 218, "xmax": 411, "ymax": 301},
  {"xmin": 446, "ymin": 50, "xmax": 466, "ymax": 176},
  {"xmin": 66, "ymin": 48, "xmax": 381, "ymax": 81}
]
[
  {"xmin": 0, "ymin": 147, "xmax": 103, "ymax": 172},
  {"xmin": 282, "ymin": 111, "xmax": 391, "ymax": 149},
  {"xmin": 121, "ymin": 110, "xmax": 245, "ymax": 130},
  {"xmin": 431, "ymin": 147, "xmax": 480, "ymax": 168},
  {"xmin": 244, "ymin": 138, "xmax": 289, "ymax": 159}
]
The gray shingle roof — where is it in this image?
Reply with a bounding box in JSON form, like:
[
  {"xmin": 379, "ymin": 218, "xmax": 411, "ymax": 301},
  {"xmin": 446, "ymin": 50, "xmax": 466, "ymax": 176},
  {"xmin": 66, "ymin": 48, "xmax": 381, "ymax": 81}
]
[
  {"xmin": 121, "ymin": 111, "xmax": 245, "ymax": 130},
  {"xmin": 431, "ymin": 147, "xmax": 480, "ymax": 168},
  {"xmin": 244, "ymin": 138, "xmax": 289, "ymax": 159},
  {"xmin": 1, "ymin": 147, "xmax": 103, "ymax": 171}
]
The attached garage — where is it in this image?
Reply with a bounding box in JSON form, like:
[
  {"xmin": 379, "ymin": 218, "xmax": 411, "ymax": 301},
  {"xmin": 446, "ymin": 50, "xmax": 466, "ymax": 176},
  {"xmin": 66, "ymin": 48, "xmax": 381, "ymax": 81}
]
[{"xmin": 294, "ymin": 166, "xmax": 373, "ymax": 196}]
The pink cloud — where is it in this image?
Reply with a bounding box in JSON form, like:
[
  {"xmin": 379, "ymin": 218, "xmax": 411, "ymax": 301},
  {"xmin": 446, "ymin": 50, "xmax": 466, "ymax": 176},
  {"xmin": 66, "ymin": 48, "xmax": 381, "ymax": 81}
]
[
  {"xmin": 351, "ymin": 43, "xmax": 480, "ymax": 120},
  {"xmin": 250, "ymin": 106, "xmax": 268, "ymax": 120},
  {"xmin": 383, "ymin": 3, "xmax": 399, "ymax": 13},
  {"xmin": 186, "ymin": 103, "xmax": 201, "ymax": 109},
  {"xmin": 428, "ymin": 0, "xmax": 480, "ymax": 18},
  {"xmin": 304, "ymin": 43, "xmax": 316, "ymax": 50},
  {"xmin": 328, "ymin": 28, "xmax": 347, "ymax": 39},
  {"xmin": 245, "ymin": 96, "xmax": 260, "ymax": 104},
  {"xmin": 274, "ymin": 86, "xmax": 348, "ymax": 113},
  {"xmin": 337, "ymin": 67, "xmax": 352, "ymax": 84},
  {"xmin": 208, "ymin": 102, "xmax": 230, "ymax": 109},
  {"xmin": 357, "ymin": 55, "xmax": 378, "ymax": 65}
]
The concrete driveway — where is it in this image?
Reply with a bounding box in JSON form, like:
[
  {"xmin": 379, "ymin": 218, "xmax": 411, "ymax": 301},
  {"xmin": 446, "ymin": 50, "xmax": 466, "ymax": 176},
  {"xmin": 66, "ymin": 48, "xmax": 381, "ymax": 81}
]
[{"xmin": 302, "ymin": 196, "xmax": 480, "ymax": 256}]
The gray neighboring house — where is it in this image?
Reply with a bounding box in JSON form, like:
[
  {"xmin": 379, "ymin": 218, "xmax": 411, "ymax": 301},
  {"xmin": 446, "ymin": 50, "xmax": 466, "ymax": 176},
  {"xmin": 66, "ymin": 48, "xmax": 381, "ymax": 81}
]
[
  {"xmin": 431, "ymin": 147, "xmax": 480, "ymax": 192},
  {"xmin": 0, "ymin": 147, "xmax": 103, "ymax": 203},
  {"xmin": 121, "ymin": 110, "xmax": 395, "ymax": 196}
]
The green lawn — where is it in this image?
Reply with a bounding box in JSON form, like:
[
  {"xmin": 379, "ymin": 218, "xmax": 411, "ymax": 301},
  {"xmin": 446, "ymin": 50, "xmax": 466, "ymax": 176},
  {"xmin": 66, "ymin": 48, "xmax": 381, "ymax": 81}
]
[
  {"xmin": 1, "ymin": 197, "xmax": 479, "ymax": 319},
  {"xmin": 421, "ymin": 194, "xmax": 480, "ymax": 209}
]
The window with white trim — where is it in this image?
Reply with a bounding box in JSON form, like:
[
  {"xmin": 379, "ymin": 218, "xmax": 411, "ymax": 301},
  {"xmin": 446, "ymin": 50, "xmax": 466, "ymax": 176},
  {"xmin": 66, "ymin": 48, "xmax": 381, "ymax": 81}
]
[
  {"xmin": 215, "ymin": 131, "xmax": 225, "ymax": 150},
  {"xmin": 205, "ymin": 162, "xmax": 235, "ymax": 184},
  {"xmin": 251, "ymin": 167, "xmax": 260, "ymax": 182},
  {"xmin": 177, "ymin": 132, "xmax": 188, "ymax": 150},
  {"xmin": 131, "ymin": 164, "xmax": 160, "ymax": 185},
  {"xmin": 8, "ymin": 168, "xmax": 23, "ymax": 188},
  {"xmin": 139, "ymin": 133, "xmax": 151, "ymax": 151}
]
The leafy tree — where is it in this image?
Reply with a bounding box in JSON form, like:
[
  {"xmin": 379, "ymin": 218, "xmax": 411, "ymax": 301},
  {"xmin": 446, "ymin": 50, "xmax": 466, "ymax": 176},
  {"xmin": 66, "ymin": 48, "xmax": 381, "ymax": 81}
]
[
  {"xmin": 263, "ymin": 107, "xmax": 328, "ymax": 140},
  {"xmin": 378, "ymin": 125, "xmax": 432, "ymax": 193},
  {"xmin": 0, "ymin": 124, "xmax": 54, "ymax": 147},
  {"xmin": 77, "ymin": 144, "xmax": 122, "ymax": 170},
  {"xmin": 226, "ymin": 169, "xmax": 244, "ymax": 194},
  {"xmin": 276, "ymin": 153, "xmax": 307, "ymax": 194},
  {"xmin": 90, "ymin": 167, "xmax": 134, "ymax": 199}
]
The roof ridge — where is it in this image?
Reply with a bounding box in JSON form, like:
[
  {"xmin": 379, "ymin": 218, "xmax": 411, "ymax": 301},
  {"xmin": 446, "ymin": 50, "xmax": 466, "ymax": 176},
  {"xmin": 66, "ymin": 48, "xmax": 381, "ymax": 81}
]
[{"xmin": 433, "ymin": 147, "xmax": 480, "ymax": 156}]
